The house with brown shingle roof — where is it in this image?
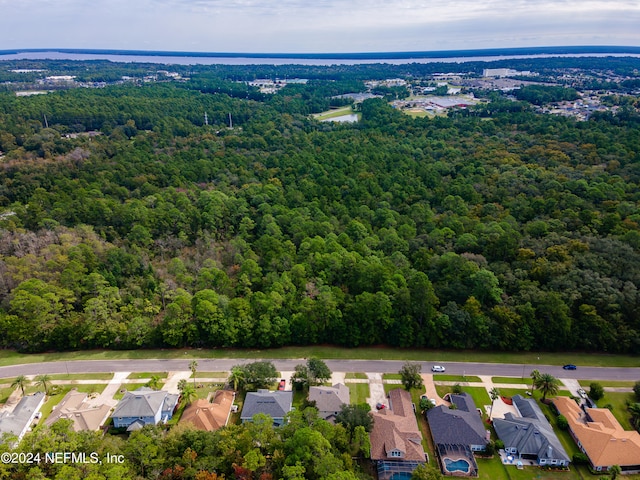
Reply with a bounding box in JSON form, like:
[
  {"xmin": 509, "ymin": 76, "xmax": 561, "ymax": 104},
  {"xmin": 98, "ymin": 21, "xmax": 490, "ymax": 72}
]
[
  {"xmin": 370, "ymin": 388, "xmax": 426, "ymax": 480},
  {"xmin": 45, "ymin": 389, "xmax": 111, "ymax": 432},
  {"xmin": 180, "ymin": 390, "xmax": 235, "ymax": 431},
  {"xmin": 554, "ymin": 396, "xmax": 640, "ymax": 474}
]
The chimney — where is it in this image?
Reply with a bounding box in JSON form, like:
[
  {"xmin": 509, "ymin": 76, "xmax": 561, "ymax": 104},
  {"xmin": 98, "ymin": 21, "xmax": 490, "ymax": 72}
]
[{"xmin": 548, "ymin": 446, "xmax": 552, "ymax": 458}]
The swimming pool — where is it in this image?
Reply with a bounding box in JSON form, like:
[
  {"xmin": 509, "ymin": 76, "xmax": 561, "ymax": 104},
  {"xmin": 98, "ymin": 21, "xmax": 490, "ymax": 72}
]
[{"xmin": 444, "ymin": 457, "xmax": 471, "ymax": 473}]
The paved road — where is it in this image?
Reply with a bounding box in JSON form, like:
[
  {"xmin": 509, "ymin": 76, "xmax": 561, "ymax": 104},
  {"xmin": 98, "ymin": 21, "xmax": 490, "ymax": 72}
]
[{"xmin": 1, "ymin": 358, "xmax": 639, "ymax": 381}]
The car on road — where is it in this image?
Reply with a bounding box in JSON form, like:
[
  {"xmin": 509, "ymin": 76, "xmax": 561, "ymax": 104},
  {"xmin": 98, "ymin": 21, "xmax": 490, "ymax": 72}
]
[
  {"xmin": 562, "ymin": 364, "xmax": 577, "ymax": 370},
  {"xmin": 431, "ymin": 365, "xmax": 446, "ymax": 372},
  {"xmin": 278, "ymin": 379, "xmax": 286, "ymax": 390}
]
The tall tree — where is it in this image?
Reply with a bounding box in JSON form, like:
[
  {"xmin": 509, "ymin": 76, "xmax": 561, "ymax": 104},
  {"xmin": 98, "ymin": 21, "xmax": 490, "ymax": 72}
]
[
  {"xmin": 307, "ymin": 357, "xmax": 331, "ymax": 386},
  {"xmin": 190, "ymin": 360, "xmax": 199, "ymax": 388},
  {"xmin": 11, "ymin": 375, "xmax": 30, "ymax": 396},
  {"xmin": 399, "ymin": 362, "xmax": 424, "ymax": 391},
  {"xmin": 534, "ymin": 373, "xmax": 560, "ymax": 401},
  {"xmin": 530, "ymin": 369, "xmax": 540, "ymax": 395},
  {"xmin": 228, "ymin": 366, "xmax": 246, "ymax": 392},
  {"xmin": 35, "ymin": 374, "xmax": 52, "ymax": 395},
  {"xmin": 489, "ymin": 388, "xmax": 500, "ymax": 419}
]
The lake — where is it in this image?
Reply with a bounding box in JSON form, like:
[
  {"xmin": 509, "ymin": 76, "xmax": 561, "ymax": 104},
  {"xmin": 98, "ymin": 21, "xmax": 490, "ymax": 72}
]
[{"xmin": 1, "ymin": 51, "xmax": 640, "ymax": 66}]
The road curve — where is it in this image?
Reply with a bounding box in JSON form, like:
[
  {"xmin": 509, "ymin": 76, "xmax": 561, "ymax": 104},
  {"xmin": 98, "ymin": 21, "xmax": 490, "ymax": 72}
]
[{"xmin": 1, "ymin": 358, "xmax": 639, "ymax": 381}]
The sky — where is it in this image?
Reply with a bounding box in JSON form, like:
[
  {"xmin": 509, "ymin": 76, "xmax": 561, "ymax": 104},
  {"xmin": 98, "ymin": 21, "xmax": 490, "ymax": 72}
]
[{"xmin": 1, "ymin": 0, "xmax": 639, "ymax": 54}]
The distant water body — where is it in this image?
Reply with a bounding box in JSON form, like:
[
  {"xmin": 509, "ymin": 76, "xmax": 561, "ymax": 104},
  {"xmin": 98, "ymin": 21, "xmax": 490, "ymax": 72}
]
[{"xmin": 1, "ymin": 47, "xmax": 640, "ymax": 65}]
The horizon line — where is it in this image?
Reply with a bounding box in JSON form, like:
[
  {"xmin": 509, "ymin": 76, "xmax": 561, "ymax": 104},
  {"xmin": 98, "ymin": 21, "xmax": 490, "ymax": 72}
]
[{"xmin": 2, "ymin": 45, "xmax": 640, "ymax": 60}]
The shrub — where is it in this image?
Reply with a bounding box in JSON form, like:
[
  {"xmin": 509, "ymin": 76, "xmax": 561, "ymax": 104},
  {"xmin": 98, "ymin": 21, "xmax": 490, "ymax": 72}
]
[
  {"xmin": 452, "ymin": 383, "xmax": 463, "ymax": 394},
  {"xmin": 633, "ymin": 381, "xmax": 640, "ymax": 401},
  {"xmin": 557, "ymin": 414, "xmax": 568, "ymax": 430},
  {"xmin": 589, "ymin": 382, "xmax": 605, "ymax": 402},
  {"xmin": 572, "ymin": 452, "xmax": 589, "ymax": 465}
]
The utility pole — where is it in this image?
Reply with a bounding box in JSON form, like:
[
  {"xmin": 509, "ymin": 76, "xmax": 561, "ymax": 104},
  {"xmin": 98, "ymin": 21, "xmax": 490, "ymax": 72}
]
[
  {"xmin": 204, "ymin": 112, "xmax": 208, "ymax": 126},
  {"xmin": 228, "ymin": 112, "xmax": 233, "ymax": 129},
  {"xmin": 43, "ymin": 114, "xmax": 49, "ymax": 128}
]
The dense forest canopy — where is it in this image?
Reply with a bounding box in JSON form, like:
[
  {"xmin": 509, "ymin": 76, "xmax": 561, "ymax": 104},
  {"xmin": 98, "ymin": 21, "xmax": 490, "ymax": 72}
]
[{"xmin": 0, "ymin": 58, "xmax": 640, "ymax": 354}]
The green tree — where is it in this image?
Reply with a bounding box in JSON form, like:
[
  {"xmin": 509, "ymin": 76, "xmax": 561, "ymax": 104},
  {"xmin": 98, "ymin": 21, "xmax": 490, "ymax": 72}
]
[
  {"xmin": 489, "ymin": 387, "xmax": 500, "ymax": 419},
  {"xmin": 335, "ymin": 404, "xmax": 374, "ymax": 435},
  {"xmin": 190, "ymin": 360, "xmax": 198, "ymax": 387},
  {"xmin": 11, "ymin": 375, "xmax": 30, "ymax": 396},
  {"xmin": 307, "ymin": 357, "xmax": 331, "ymax": 386},
  {"xmin": 179, "ymin": 382, "xmax": 197, "ymax": 406},
  {"xmin": 290, "ymin": 364, "xmax": 310, "ymax": 391},
  {"xmin": 629, "ymin": 403, "xmax": 640, "ymax": 431},
  {"xmin": 609, "ymin": 464, "xmax": 622, "ymax": 480},
  {"xmin": 145, "ymin": 375, "xmax": 162, "ymax": 391},
  {"xmin": 411, "ymin": 462, "xmax": 445, "ymax": 480},
  {"xmin": 399, "ymin": 362, "xmax": 423, "ymax": 391},
  {"xmin": 530, "ymin": 369, "xmax": 540, "ymax": 395},
  {"xmin": 228, "ymin": 366, "xmax": 246, "ymax": 391},
  {"xmin": 34, "ymin": 374, "xmax": 52, "ymax": 395},
  {"xmin": 589, "ymin": 382, "xmax": 605, "ymax": 402},
  {"xmin": 535, "ymin": 373, "xmax": 560, "ymax": 401}
]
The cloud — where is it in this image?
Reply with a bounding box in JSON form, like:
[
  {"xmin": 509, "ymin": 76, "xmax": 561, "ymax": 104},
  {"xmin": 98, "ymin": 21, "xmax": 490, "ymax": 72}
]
[{"xmin": 0, "ymin": 0, "xmax": 639, "ymax": 52}]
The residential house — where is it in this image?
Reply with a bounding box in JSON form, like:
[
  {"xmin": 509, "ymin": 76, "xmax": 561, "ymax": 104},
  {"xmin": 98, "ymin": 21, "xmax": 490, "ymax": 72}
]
[
  {"xmin": 240, "ymin": 389, "xmax": 292, "ymax": 426},
  {"xmin": 180, "ymin": 390, "xmax": 235, "ymax": 431},
  {"xmin": 308, "ymin": 384, "xmax": 350, "ymax": 421},
  {"xmin": 0, "ymin": 392, "xmax": 46, "ymax": 445},
  {"xmin": 493, "ymin": 394, "xmax": 570, "ymax": 467},
  {"xmin": 427, "ymin": 393, "xmax": 489, "ymax": 476},
  {"xmin": 370, "ymin": 388, "xmax": 426, "ymax": 480},
  {"xmin": 111, "ymin": 387, "xmax": 179, "ymax": 431},
  {"xmin": 554, "ymin": 396, "xmax": 640, "ymax": 474},
  {"xmin": 45, "ymin": 388, "xmax": 111, "ymax": 431}
]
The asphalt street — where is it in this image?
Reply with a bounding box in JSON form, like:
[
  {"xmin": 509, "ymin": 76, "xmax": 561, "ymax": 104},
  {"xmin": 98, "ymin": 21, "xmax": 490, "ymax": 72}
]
[{"xmin": 1, "ymin": 358, "xmax": 638, "ymax": 381}]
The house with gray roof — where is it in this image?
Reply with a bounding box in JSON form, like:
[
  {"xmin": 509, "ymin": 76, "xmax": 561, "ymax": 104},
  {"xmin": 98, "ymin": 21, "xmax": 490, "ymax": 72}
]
[
  {"xmin": 427, "ymin": 393, "xmax": 489, "ymax": 452},
  {"xmin": 308, "ymin": 384, "xmax": 350, "ymax": 420},
  {"xmin": 111, "ymin": 387, "xmax": 179, "ymax": 431},
  {"xmin": 241, "ymin": 389, "xmax": 292, "ymax": 426},
  {"xmin": 493, "ymin": 395, "xmax": 570, "ymax": 467},
  {"xmin": 427, "ymin": 393, "xmax": 488, "ymax": 476},
  {"xmin": 0, "ymin": 392, "xmax": 45, "ymax": 445}
]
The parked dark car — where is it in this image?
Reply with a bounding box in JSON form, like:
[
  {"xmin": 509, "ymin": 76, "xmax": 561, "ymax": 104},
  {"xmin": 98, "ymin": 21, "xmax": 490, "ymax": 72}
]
[{"xmin": 562, "ymin": 364, "xmax": 577, "ymax": 370}]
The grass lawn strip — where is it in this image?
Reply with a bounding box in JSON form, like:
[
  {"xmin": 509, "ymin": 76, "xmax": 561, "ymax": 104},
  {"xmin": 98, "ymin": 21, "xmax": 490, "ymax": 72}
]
[
  {"xmin": 491, "ymin": 376, "xmax": 530, "ymax": 385},
  {"xmin": 579, "ymin": 379, "xmax": 637, "ymax": 388},
  {"xmin": 347, "ymin": 383, "xmax": 370, "ymax": 405},
  {"xmin": 433, "ymin": 374, "xmax": 481, "ymax": 383},
  {"xmin": 344, "ymin": 372, "xmax": 367, "ymax": 380},
  {"xmin": 0, "ymin": 346, "xmax": 638, "ymax": 367},
  {"xmin": 192, "ymin": 371, "xmax": 228, "ymax": 378},
  {"xmin": 126, "ymin": 372, "xmax": 169, "ymax": 380}
]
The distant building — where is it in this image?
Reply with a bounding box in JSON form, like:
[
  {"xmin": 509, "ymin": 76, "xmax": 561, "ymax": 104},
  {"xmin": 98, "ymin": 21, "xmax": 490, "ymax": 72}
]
[
  {"xmin": 483, "ymin": 68, "xmax": 532, "ymax": 78},
  {"xmin": 180, "ymin": 390, "xmax": 235, "ymax": 431},
  {"xmin": 0, "ymin": 392, "xmax": 46, "ymax": 445},
  {"xmin": 241, "ymin": 390, "xmax": 292, "ymax": 426},
  {"xmin": 493, "ymin": 395, "xmax": 570, "ymax": 467},
  {"xmin": 308, "ymin": 384, "xmax": 350, "ymax": 421},
  {"xmin": 45, "ymin": 389, "xmax": 111, "ymax": 432},
  {"xmin": 111, "ymin": 387, "xmax": 178, "ymax": 431},
  {"xmin": 370, "ymin": 389, "xmax": 426, "ymax": 480}
]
